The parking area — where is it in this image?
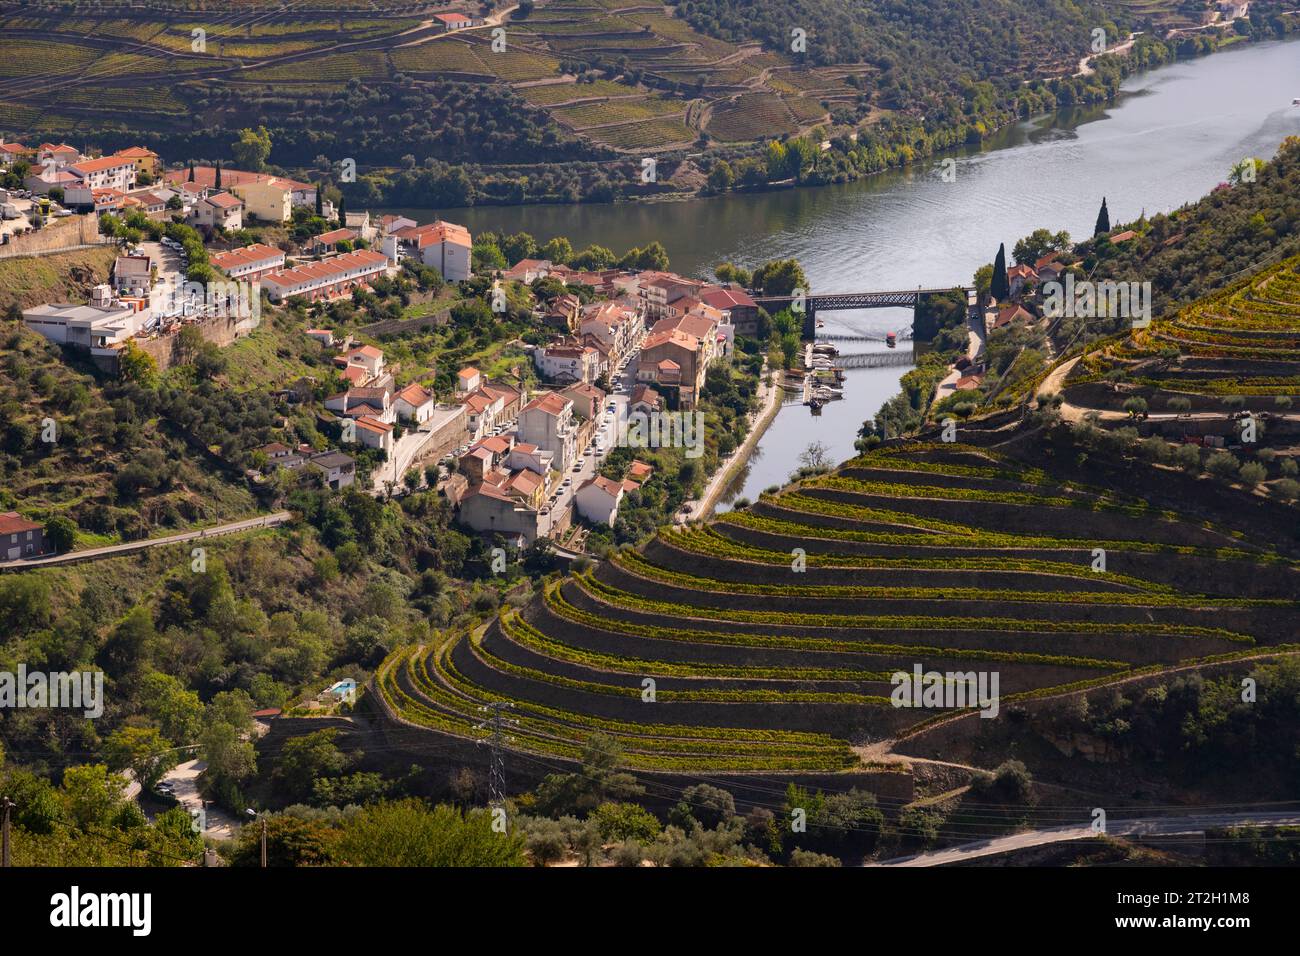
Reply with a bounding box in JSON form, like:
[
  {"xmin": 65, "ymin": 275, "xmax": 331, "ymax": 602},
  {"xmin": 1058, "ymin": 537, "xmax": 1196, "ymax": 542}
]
[
  {"xmin": 136, "ymin": 238, "xmax": 188, "ymax": 314},
  {"xmin": 537, "ymin": 343, "xmax": 641, "ymax": 538}
]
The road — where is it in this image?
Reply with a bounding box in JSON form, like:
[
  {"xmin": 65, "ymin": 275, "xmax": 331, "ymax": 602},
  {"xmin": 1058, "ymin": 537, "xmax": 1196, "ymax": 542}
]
[
  {"xmin": 139, "ymin": 238, "xmax": 187, "ymax": 315},
  {"xmin": 0, "ymin": 511, "xmax": 293, "ymax": 572},
  {"xmin": 538, "ymin": 346, "xmax": 640, "ymax": 539},
  {"xmin": 934, "ymin": 312, "xmax": 988, "ymax": 399},
  {"xmin": 160, "ymin": 759, "xmax": 241, "ymax": 841},
  {"xmin": 872, "ymin": 809, "xmax": 1300, "ymax": 866},
  {"xmin": 1035, "ymin": 355, "xmax": 1300, "ymax": 427}
]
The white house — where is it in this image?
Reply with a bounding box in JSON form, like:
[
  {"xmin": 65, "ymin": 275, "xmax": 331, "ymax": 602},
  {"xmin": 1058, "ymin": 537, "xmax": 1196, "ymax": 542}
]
[
  {"xmin": 192, "ymin": 191, "xmax": 244, "ymax": 231},
  {"xmin": 335, "ymin": 344, "xmax": 385, "ymax": 380},
  {"xmin": 112, "ymin": 255, "xmax": 152, "ymax": 296},
  {"xmin": 306, "ymin": 450, "xmax": 356, "ymax": 490},
  {"xmin": 382, "ymin": 220, "xmax": 471, "ymax": 281},
  {"xmin": 354, "ymin": 416, "xmax": 394, "ymax": 454},
  {"xmin": 534, "ymin": 342, "xmax": 600, "ymax": 385},
  {"xmin": 434, "ymin": 11, "xmax": 473, "ymax": 30},
  {"xmin": 457, "ymin": 366, "xmax": 482, "ymax": 394},
  {"xmin": 575, "ymin": 475, "xmax": 624, "ymax": 525},
  {"xmin": 517, "ymin": 392, "xmax": 577, "ymax": 472},
  {"xmin": 66, "ymin": 154, "xmax": 137, "ymax": 193},
  {"xmin": 394, "ymin": 383, "xmax": 436, "ymax": 424}
]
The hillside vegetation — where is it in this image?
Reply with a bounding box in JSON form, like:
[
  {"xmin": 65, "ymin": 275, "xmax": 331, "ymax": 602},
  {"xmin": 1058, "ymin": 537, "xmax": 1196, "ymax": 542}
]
[
  {"xmin": 376, "ymin": 440, "xmax": 1299, "ymax": 781},
  {"xmin": 2, "ymin": 0, "xmax": 1295, "ymax": 205}
]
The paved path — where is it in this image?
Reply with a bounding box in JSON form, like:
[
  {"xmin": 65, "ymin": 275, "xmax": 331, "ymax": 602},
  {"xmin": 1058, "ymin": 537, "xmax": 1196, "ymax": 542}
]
[
  {"xmin": 934, "ymin": 313, "xmax": 987, "ymax": 399},
  {"xmin": 678, "ymin": 366, "xmax": 783, "ymax": 523},
  {"xmin": 872, "ymin": 809, "xmax": 1300, "ymax": 866},
  {"xmin": 0, "ymin": 511, "xmax": 292, "ymax": 572},
  {"xmin": 161, "ymin": 759, "xmax": 241, "ymax": 842}
]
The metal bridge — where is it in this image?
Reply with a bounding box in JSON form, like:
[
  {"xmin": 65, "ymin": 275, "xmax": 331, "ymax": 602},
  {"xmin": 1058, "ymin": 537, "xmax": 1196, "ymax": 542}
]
[
  {"xmin": 753, "ymin": 286, "xmax": 977, "ymax": 339},
  {"xmin": 817, "ymin": 328, "xmax": 915, "ymax": 344},
  {"xmin": 835, "ymin": 351, "xmax": 916, "ymax": 369}
]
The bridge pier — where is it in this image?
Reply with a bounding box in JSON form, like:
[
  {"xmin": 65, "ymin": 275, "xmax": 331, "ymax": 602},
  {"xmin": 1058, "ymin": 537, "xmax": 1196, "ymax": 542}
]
[{"xmin": 803, "ymin": 306, "xmax": 817, "ymax": 340}]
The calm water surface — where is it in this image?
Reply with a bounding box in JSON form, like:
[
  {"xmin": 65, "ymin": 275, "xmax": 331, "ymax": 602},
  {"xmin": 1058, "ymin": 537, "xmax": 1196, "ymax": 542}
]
[{"xmin": 384, "ymin": 39, "xmax": 1300, "ymax": 505}]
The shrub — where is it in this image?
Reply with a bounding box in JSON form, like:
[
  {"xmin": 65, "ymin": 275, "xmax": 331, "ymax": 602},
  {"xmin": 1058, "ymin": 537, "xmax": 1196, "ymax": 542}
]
[
  {"xmin": 1206, "ymin": 451, "xmax": 1240, "ymax": 479},
  {"xmin": 790, "ymin": 848, "xmax": 841, "ymax": 866},
  {"xmin": 1274, "ymin": 478, "xmax": 1300, "ymax": 501},
  {"xmin": 1238, "ymin": 462, "xmax": 1267, "ymax": 486},
  {"xmin": 592, "ymin": 801, "xmax": 661, "ymax": 843}
]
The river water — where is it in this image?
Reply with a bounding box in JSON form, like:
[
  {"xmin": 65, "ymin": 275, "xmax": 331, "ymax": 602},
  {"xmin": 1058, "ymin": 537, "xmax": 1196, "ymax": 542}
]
[{"xmin": 386, "ymin": 38, "xmax": 1300, "ymax": 506}]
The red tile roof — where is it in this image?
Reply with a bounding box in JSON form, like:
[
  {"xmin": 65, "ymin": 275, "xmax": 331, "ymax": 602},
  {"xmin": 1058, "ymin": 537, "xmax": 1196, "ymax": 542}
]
[
  {"xmin": 211, "ymin": 243, "xmax": 284, "ymax": 273},
  {"xmin": 0, "ymin": 512, "xmax": 41, "ymax": 535},
  {"xmin": 69, "ymin": 155, "xmax": 135, "ymax": 175},
  {"xmin": 524, "ymin": 392, "xmax": 571, "ymax": 417}
]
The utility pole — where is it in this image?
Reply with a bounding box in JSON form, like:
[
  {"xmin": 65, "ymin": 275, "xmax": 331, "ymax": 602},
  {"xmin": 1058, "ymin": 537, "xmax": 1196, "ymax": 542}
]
[
  {"xmin": 246, "ymin": 808, "xmax": 267, "ymax": 867},
  {"xmin": 474, "ymin": 702, "xmax": 517, "ymax": 811},
  {"xmin": 1, "ymin": 796, "xmax": 13, "ymax": 868}
]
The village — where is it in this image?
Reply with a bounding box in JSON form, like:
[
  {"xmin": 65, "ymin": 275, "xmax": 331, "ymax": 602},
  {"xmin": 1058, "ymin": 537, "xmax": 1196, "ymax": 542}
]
[{"xmin": 0, "ymin": 138, "xmax": 764, "ymax": 562}]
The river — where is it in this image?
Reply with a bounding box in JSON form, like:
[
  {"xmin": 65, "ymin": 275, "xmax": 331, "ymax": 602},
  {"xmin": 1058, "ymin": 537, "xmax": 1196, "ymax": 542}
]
[{"xmin": 384, "ymin": 38, "xmax": 1300, "ymax": 507}]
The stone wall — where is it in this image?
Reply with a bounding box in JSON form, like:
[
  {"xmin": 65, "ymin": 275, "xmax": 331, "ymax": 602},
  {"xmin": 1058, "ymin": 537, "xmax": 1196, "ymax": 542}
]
[
  {"xmin": 0, "ymin": 214, "xmax": 100, "ymax": 258},
  {"xmin": 134, "ymin": 311, "xmax": 257, "ymax": 373}
]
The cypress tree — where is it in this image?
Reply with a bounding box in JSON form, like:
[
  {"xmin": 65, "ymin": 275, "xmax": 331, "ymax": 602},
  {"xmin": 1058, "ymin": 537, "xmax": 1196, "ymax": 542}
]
[
  {"xmin": 337, "ymin": 193, "xmax": 347, "ymax": 228},
  {"xmin": 187, "ymin": 162, "xmax": 195, "ymax": 183},
  {"xmin": 314, "ymin": 183, "xmax": 323, "ymax": 217},
  {"xmin": 215, "ymin": 161, "xmax": 222, "ymax": 189},
  {"xmin": 990, "ymin": 243, "xmax": 1009, "ymax": 302},
  {"xmin": 1094, "ymin": 197, "xmax": 1110, "ymax": 235}
]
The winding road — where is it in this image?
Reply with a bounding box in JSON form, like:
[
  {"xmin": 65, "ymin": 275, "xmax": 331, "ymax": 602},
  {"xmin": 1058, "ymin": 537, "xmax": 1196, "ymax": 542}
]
[
  {"xmin": 0, "ymin": 511, "xmax": 292, "ymax": 572},
  {"xmin": 872, "ymin": 809, "xmax": 1300, "ymax": 866}
]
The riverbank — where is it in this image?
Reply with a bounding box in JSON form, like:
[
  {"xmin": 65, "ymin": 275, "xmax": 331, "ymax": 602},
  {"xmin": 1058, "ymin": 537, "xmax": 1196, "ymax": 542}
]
[
  {"xmin": 680, "ymin": 366, "xmax": 785, "ymax": 523},
  {"xmin": 359, "ymin": 19, "xmax": 1294, "ymax": 216}
]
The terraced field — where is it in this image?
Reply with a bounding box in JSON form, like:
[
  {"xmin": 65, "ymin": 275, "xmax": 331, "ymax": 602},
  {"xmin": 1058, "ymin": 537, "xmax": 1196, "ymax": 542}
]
[
  {"xmin": 0, "ymin": 0, "xmax": 849, "ymax": 154},
  {"xmin": 1064, "ymin": 253, "xmax": 1300, "ymax": 414},
  {"xmin": 376, "ymin": 443, "xmax": 1299, "ymax": 782}
]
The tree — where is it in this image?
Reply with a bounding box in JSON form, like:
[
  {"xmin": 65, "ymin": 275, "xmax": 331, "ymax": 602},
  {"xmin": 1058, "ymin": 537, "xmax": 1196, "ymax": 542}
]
[
  {"xmin": 500, "ymin": 231, "xmax": 537, "ymax": 264},
  {"xmin": 118, "ymin": 341, "xmax": 158, "ymax": 386},
  {"xmin": 230, "ymin": 814, "xmax": 336, "ymax": 867},
  {"xmin": 540, "ymin": 236, "xmax": 573, "ymax": 265},
  {"xmin": 336, "ymin": 193, "xmax": 347, "ymax": 227},
  {"xmin": 232, "ymin": 126, "xmax": 273, "ymax": 171},
  {"xmin": 1094, "ymin": 197, "xmax": 1110, "ymax": 236},
  {"xmin": 214, "ymin": 161, "xmax": 222, "ymax": 189},
  {"xmin": 140, "ymin": 672, "xmax": 204, "ymax": 744},
  {"xmin": 44, "ymin": 514, "xmax": 77, "ymax": 553},
  {"xmin": 1012, "ymin": 228, "xmax": 1070, "ymax": 265},
  {"xmin": 798, "ymin": 440, "xmax": 832, "ymax": 472},
  {"xmin": 314, "ymin": 184, "xmax": 323, "ymax": 217},
  {"xmin": 61, "ymin": 764, "xmax": 127, "ymax": 830},
  {"xmin": 707, "ymin": 160, "xmax": 735, "ymax": 192},
  {"xmin": 752, "ymin": 258, "xmax": 808, "ymax": 297},
  {"xmin": 335, "ymin": 800, "xmax": 526, "ymax": 866},
  {"xmin": 990, "ymin": 244, "xmax": 1009, "ymax": 302},
  {"xmin": 591, "ymin": 802, "xmax": 662, "ymax": 843},
  {"xmin": 104, "ymin": 726, "xmax": 174, "ymax": 792},
  {"xmin": 187, "ymin": 162, "xmax": 195, "ymax": 183},
  {"xmin": 272, "ymin": 729, "xmax": 347, "ymax": 800},
  {"xmin": 531, "ymin": 734, "xmax": 644, "ymax": 816},
  {"xmin": 714, "ymin": 262, "xmax": 751, "ymax": 287}
]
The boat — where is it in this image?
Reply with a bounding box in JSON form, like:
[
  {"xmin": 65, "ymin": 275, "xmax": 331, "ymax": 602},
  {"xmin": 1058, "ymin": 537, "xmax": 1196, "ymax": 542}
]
[
  {"xmin": 1294, "ymin": 98, "xmax": 1300, "ymax": 106},
  {"xmin": 886, "ymin": 331, "xmax": 897, "ymax": 348}
]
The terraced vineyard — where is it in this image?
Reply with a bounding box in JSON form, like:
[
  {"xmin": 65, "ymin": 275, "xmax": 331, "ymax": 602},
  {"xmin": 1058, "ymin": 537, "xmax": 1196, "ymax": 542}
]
[
  {"xmin": 0, "ymin": 0, "xmax": 851, "ymax": 154},
  {"xmin": 375, "ymin": 443, "xmax": 1299, "ymax": 784},
  {"xmin": 1064, "ymin": 253, "xmax": 1300, "ymax": 415}
]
